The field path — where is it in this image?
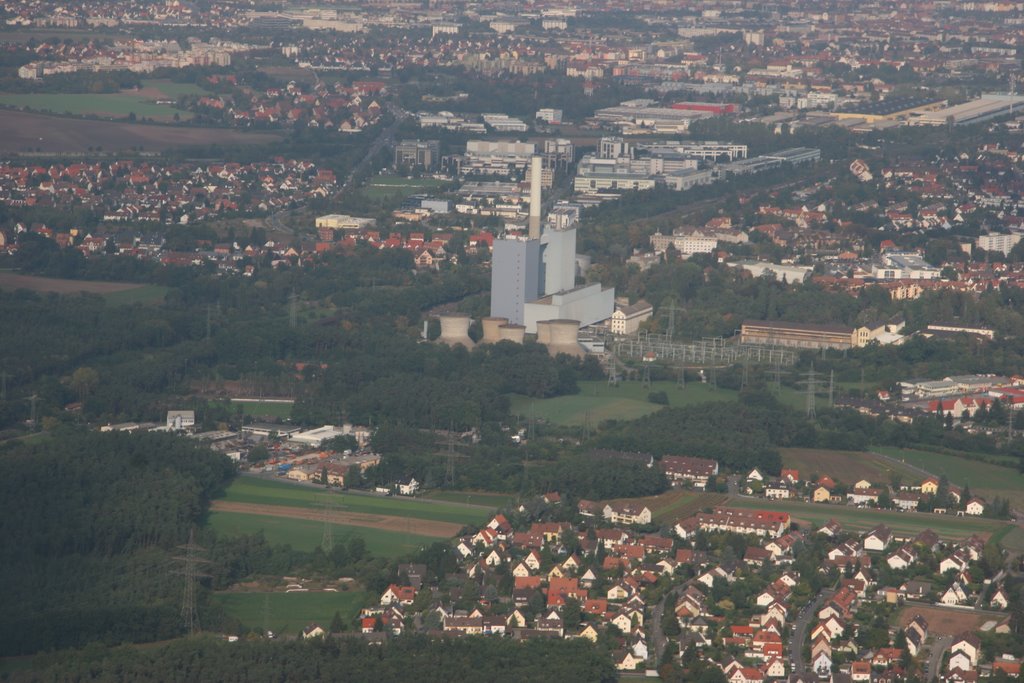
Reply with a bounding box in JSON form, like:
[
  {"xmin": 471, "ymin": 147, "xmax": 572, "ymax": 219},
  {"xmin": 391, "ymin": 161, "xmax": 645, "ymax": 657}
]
[{"xmin": 211, "ymin": 500, "xmax": 464, "ymax": 538}]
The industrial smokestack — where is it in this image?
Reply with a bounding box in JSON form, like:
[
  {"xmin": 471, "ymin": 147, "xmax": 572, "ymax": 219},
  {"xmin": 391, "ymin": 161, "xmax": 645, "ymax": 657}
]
[{"xmin": 528, "ymin": 155, "xmax": 543, "ymax": 239}]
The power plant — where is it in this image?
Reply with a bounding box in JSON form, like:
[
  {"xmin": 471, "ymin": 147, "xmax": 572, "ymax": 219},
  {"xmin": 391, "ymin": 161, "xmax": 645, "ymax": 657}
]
[
  {"xmin": 437, "ymin": 314, "xmax": 475, "ymax": 349},
  {"xmin": 489, "ymin": 152, "xmax": 614, "ymax": 339}
]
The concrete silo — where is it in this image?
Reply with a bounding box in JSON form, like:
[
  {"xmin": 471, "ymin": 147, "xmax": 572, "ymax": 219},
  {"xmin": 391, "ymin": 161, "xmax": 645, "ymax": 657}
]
[
  {"xmin": 437, "ymin": 314, "xmax": 475, "ymax": 349},
  {"xmin": 544, "ymin": 319, "xmax": 586, "ymax": 358},
  {"xmin": 498, "ymin": 323, "xmax": 526, "ymax": 343},
  {"xmin": 481, "ymin": 317, "xmax": 509, "ymax": 344}
]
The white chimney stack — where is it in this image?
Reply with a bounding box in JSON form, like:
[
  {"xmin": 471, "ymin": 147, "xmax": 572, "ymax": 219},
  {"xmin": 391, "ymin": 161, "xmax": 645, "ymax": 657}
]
[{"xmin": 528, "ymin": 155, "xmax": 543, "ymax": 239}]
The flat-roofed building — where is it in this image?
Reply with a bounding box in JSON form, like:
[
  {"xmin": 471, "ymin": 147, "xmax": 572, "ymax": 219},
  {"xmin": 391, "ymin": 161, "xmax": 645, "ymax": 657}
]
[
  {"xmin": 394, "ymin": 139, "xmax": 440, "ymax": 170},
  {"xmin": 741, "ymin": 319, "xmax": 856, "ymax": 350}
]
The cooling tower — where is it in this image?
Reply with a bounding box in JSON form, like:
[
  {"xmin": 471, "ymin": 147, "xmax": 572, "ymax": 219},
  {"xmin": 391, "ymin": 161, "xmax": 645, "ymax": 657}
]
[
  {"xmin": 545, "ymin": 319, "xmax": 585, "ymax": 358},
  {"xmin": 498, "ymin": 323, "xmax": 526, "ymax": 343},
  {"xmin": 535, "ymin": 320, "xmax": 552, "ymax": 346},
  {"xmin": 438, "ymin": 314, "xmax": 475, "ymax": 349},
  {"xmin": 481, "ymin": 317, "xmax": 509, "ymax": 343}
]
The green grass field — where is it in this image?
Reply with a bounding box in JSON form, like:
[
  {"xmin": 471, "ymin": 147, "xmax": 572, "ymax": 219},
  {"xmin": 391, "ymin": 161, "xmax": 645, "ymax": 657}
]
[
  {"xmin": 208, "ymin": 510, "xmax": 436, "ymax": 557},
  {"xmin": 873, "ymin": 446, "xmax": 1024, "ymax": 509},
  {"xmin": 362, "ymin": 176, "xmax": 450, "ymax": 201},
  {"xmin": 509, "ymin": 380, "xmax": 737, "ymax": 426},
  {"xmin": 726, "ymin": 496, "xmax": 1007, "ymax": 541},
  {"xmin": 213, "ymin": 590, "xmax": 371, "ymax": 635},
  {"xmin": 101, "ymin": 284, "xmax": 169, "ymax": 306},
  {"xmin": 221, "ymin": 477, "xmax": 493, "ymax": 526},
  {"xmin": 0, "ymin": 92, "xmax": 191, "ymax": 121},
  {"xmin": 422, "ymin": 490, "xmax": 515, "ymax": 508},
  {"xmin": 508, "ymin": 380, "xmax": 812, "ymax": 427},
  {"xmin": 230, "ymin": 400, "xmax": 295, "ymax": 419},
  {"xmin": 140, "ymin": 79, "xmax": 209, "ymax": 98}
]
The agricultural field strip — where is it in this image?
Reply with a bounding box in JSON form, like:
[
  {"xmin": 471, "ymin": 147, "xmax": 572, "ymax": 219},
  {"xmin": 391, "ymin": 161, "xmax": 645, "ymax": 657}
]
[
  {"xmin": 873, "ymin": 446, "xmax": 1024, "ymax": 507},
  {"xmin": 779, "ymin": 447, "xmax": 921, "ymax": 484},
  {"xmin": 726, "ymin": 496, "xmax": 1006, "ymax": 540},
  {"xmin": 223, "ymin": 477, "xmax": 491, "ymax": 526},
  {"xmin": 207, "ymin": 511, "xmax": 434, "ymax": 558},
  {"xmin": 211, "ymin": 501, "xmax": 464, "ymax": 538}
]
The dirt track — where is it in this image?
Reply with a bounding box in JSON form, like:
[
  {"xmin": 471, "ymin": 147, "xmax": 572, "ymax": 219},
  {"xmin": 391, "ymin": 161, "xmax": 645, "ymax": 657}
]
[{"xmin": 211, "ymin": 500, "xmax": 463, "ymax": 538}]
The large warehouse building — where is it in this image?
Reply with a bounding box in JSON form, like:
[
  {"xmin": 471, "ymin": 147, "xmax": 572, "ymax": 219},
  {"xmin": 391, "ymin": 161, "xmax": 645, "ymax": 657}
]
[
  {"xmin": 740, "ymin": 319, "xmax": 857, "ymax": 351},
  {"xmin": 912, "ymin": 94, "xmax": 1024, "ymax": 126}
]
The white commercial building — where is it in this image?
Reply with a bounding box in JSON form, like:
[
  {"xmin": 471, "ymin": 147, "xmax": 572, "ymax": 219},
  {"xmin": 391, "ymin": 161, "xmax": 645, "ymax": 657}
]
[{"xmin": 524, "ymin": 284, "xmax": 615, "ymax": 333}]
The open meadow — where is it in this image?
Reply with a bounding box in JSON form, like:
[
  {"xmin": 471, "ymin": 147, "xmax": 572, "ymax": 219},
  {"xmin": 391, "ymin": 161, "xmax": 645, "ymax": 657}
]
[
  {"xmin": 726, "ymin": 496, "xmax": 1007, "ymax": 541},
  {"xmin": 606, "ymin": 489, "xmax": 729, "ymax": 523},
  {"xmin": 0, "ymin": 109, "xmax": 281, "ymax": 153},
  {"xmin": 213, "ymin": 590, "xmax": 371, "ymax": 635},
  {"xmin": 0, "ymin": 272, "xmax": 167, "ymax": 304},
  {"xmin": 221, "ymin": 476, "xmax": 493, "ymax": 527},
  {"xmin": 780, "ymin": 448, "xmax": 920, "ymax": 485},
  {"xmin": 207, "ymin": 510, "xmax": 437, "ymax": 558},
  {"xmin": 873, "ymin": 446, "xmax": 1024, "ymax": 509},
  {"xmin": 509, "ymin": 379, "xmax": 812, "ymax": 427}
]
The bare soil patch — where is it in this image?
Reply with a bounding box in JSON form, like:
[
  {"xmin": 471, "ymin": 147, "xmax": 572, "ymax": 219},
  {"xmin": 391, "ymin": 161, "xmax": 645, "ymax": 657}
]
[
  {"xmin": 211, "ymin": 500, "xmax": 463, "ymax": 538},
  {"xmin": 0, "ymin": 272, "xmax": 142, "ymax": 294},
  {"xmin": 0, "ymin": 109, "xmax": 281, "ymax": 153},
  {"xmin": 898, "ymin": 604, "xmax": 998, "ymax": 636}
]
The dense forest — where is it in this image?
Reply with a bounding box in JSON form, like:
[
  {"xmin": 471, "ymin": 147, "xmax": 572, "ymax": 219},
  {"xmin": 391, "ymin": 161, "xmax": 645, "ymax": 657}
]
[
  {"xmin": 0, "ymin": 429, "xmax": 234, "ymax": 656},
  {"xmin": 11, "ymin": 635, "xmax": 617, "ymax": 683}
]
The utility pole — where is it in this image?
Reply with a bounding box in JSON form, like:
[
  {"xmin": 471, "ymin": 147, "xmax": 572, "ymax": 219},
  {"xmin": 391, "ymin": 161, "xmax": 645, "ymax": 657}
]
[
  {"xmin": 28, "ymin": 393, "xmax": 38, "ymax": 427},
  {"xmin": 174, "ymin": 528, "xmax": 210, "ymax": 636},
  {"xmin": 828, "ymin": 369, "xmax": 835, "ymax": 407},
  {"xmin": 662, "ymin": 298, "xmax": 682, "ymax": 341},
  {"xmin": 799, "ymin": 365, "xmax": 819, "ymax": 419}
]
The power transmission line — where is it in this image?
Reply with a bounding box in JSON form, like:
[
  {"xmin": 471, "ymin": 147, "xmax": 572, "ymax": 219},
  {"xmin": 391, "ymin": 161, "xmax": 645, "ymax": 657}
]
[
  {"xmin": 798, "ymin": 365, "xmax": 819, "ymax": 418},
  {"xmin": 173, "ymin": 528, "xmax": 210, "ymax": 636}
]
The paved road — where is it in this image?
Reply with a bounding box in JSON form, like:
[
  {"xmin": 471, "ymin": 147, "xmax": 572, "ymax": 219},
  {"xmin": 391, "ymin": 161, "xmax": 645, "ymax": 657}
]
[
  {"xmin": 925, "ymin": 635, "xmax": 952, "ymax": 682},
  {"xmin": 649, "ymin": 580, "xmax": 695, "ymax": 666},
  {"xmin": 790, "ymin": 589, "xmax": 832, "ymax": 674}
]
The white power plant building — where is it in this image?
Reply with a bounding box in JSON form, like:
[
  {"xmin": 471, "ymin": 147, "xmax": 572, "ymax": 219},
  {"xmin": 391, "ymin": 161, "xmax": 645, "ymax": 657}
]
[{"xmin": 490, "ymin": 151, "xmax": 614, "ymax": 334}]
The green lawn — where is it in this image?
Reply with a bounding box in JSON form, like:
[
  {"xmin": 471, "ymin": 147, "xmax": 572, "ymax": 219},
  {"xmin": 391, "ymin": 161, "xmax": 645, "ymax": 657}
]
[
  {"xmin": 509, "ymin": 380, "xmax": 737, "ymax": 426},
  {"xmin": 422, "ymin": 490, "xmax": 514, "ymax": 508},
  {"xmin": 726, "ymin": 496, "xmax": 1007, "ymax": 541},
  {"xmin": 0, "ymin": 93, "xmax": 191, "ymax": 121},
  {"xmin": 508, "ymin": 380, "xmax": 812, "ymax": 427},
  {"xmin": 873, "ymin": 446, "xmax": 1024, "ymax": 509},
  {"xmin": 221, "ymin": 476, "xmax": 493, "ymax": 526},
  {"xmin": 213, "ymin": 590, "xmax": 371, "ymax": 635},
  {"xmin": 101, "ymin": 284, "xmax": 169, "ymax": 306},
  {"xmin": 140, "ymin": 79, "xmax": 209, "ymax": 98},
  {"xmin": 230, "ymin": 400, "xmax": 295, "ymax": 419},
  {"xmin": 207, "ymin": 510, "xmax": 436, "ymax": 557},
  {"xmin": 362, "ymin": 176, "xmax": 450, "ymax": 201}
]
